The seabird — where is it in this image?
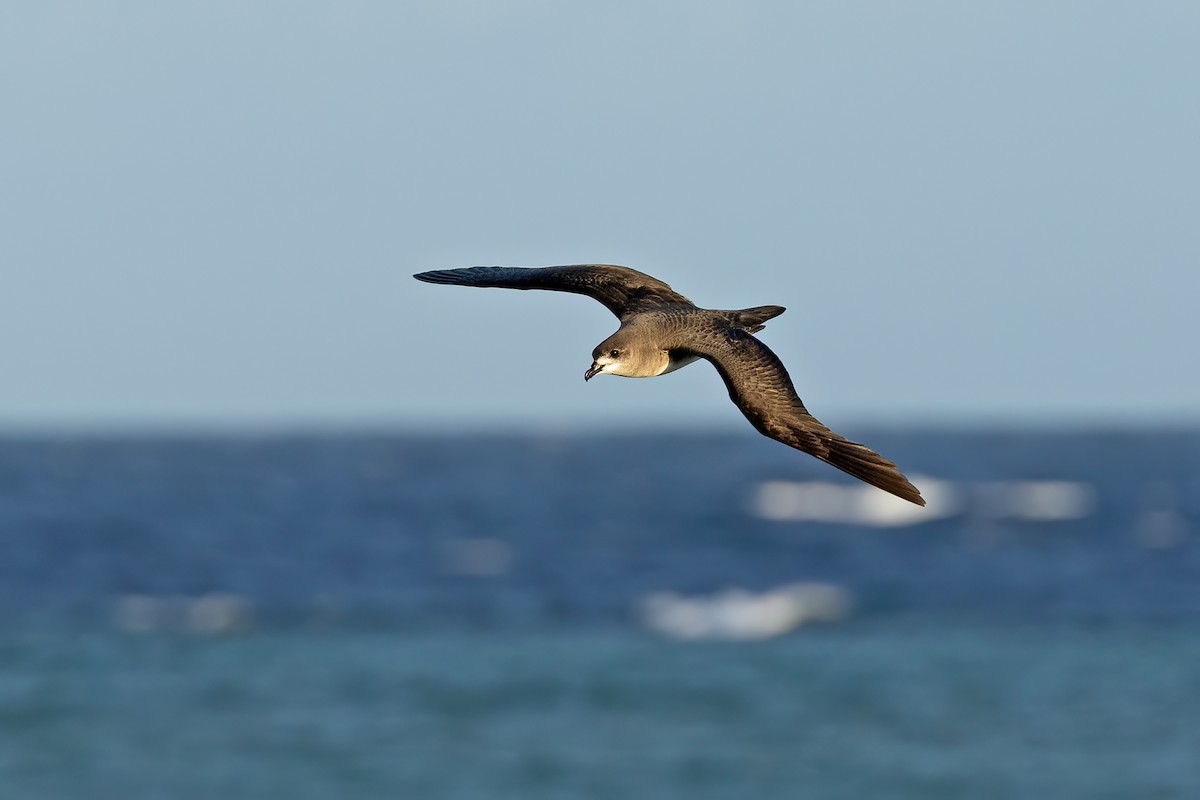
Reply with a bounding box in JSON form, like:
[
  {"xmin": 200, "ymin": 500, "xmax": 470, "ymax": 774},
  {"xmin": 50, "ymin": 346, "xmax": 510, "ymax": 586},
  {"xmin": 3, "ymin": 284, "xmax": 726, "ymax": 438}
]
[{"xmin": 413, "ymin": 264, "xmax": 924, "ymax": 506}]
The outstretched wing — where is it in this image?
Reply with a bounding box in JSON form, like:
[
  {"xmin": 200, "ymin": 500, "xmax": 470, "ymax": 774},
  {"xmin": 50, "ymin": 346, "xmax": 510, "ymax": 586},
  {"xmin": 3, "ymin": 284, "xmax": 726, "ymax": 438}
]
[
  {"xmin": 688, "ymin": 326, "xmax": 925, "ymax": 506},
  {"xmin": 413, "ymin": 265, "xmax": 694, "ymax": 320}
]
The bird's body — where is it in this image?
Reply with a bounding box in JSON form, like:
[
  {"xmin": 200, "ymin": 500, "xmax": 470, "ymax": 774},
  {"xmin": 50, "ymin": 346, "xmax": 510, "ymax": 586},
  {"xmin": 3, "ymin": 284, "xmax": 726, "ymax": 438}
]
[{"xmin": 413, "ymin": 264, "xmax": 924, "ymax": 506}]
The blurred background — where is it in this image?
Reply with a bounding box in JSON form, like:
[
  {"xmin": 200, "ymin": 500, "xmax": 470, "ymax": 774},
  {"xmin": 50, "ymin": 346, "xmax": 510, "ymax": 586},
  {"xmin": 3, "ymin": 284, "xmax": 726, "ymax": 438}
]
[{"xmin": 2, "ymin": 2, "xmax": 1198, "ymax": 798}]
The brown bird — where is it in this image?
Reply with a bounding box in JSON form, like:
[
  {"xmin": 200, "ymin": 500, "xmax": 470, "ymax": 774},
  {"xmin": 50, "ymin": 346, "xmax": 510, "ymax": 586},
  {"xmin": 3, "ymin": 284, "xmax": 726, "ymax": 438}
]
[{"xmin": 413, "ymin": 264, "xmax": 924, "ymax": 506}]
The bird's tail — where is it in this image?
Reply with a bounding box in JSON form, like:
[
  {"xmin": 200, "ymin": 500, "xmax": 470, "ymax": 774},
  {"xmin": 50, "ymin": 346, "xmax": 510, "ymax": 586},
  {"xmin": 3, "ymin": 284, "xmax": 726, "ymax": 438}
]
[{"xmin": 727, "ymin": 305, "xmax": 786, "ymax": 334}]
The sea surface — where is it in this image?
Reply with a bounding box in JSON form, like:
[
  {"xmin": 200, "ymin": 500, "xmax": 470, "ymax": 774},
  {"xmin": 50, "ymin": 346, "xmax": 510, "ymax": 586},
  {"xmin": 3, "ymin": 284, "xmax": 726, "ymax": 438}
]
[{"xmin": 1, "ymin": 429, "xmax": 1199, "ymax": 798}]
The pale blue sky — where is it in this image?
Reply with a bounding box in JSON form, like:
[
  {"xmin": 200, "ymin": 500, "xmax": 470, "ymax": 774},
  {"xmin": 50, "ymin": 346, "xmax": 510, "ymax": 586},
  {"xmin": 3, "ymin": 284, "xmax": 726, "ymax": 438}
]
[{"xmin": 2, "ymin": 2, "xmax": 1197, "ymax": 430}]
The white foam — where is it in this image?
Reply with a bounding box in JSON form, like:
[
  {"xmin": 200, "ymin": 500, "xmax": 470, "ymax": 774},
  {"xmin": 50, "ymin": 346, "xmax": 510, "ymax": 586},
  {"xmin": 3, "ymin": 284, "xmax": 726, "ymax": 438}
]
[
  {"xmin": 976, "ymin": 481, "xmax": 1095, "ymax": 521},
  {"xmin": 638, "ymin": 582, "xmax": 852, "ymax": 640},
  {"xmin": 751, "ymin": 475, "xmax": 957, "ymax": 526},
  {"xmin": 114, "ymin": 592, "xmax": 252, "ymax": 635},
  {"xmin": 752, "ymin": 477, "xmax": 1096, "ymax": 525}
]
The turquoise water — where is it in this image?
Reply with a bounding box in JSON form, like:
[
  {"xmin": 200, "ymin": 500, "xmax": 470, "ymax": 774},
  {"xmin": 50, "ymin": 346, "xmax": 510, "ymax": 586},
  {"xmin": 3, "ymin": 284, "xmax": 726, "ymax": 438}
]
[{"xmin": 3, "ymin": 622, "xmax": 1198, "ymax": 799}]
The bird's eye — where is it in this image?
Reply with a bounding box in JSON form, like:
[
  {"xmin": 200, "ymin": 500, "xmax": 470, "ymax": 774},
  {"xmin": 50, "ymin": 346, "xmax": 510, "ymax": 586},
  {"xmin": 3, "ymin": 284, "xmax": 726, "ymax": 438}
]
[{"xmin": 609, "ymin": 349, "xmax": 620, "ymax": 359}]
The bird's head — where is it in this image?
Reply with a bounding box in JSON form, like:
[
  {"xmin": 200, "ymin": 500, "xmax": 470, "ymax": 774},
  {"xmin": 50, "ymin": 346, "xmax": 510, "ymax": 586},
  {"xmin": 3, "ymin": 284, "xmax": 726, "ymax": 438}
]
[
  {"xmin": 584, "ymin": 332, "xmax": 667, "ymax": 380},
  {"xmin": 584, "ymin": 345, "xmax": 627, "ymax": 380}
]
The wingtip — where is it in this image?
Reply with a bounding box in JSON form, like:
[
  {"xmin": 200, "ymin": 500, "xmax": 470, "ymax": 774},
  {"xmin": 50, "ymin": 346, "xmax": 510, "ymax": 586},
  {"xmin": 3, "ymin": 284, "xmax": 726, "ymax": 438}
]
[
  {"xmin": 412, "ymin": 269, "xmax": 461, "ymax": 284},
  {"xmin": 887, "ymin": 472, "xmax": 926, "ymax": 507},
  {"xmin": 883, "ymin": 474, "xmax": 926, "ymax": 506},
  {"xmin": 814, "ymin": 436, "xmax": 927, "ymax": 507},
  {"xmin": 882, "ymin": 473, "xmax": 926, "ymax": 507},
  {"xmin": 413, "ymin": 266, "xmax": 508, "ymax": 286}
]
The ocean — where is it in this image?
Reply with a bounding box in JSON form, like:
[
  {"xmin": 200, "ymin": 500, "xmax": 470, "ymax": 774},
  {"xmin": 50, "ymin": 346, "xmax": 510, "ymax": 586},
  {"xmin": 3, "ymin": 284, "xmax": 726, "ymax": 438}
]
[{"xmin": 1, "ymin": 430, "xmax": 1198, "ymax": 797}]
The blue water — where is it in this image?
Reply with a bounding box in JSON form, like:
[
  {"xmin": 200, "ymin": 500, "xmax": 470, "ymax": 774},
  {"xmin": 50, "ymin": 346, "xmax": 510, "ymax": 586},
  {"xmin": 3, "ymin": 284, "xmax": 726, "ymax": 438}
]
[{"xmin": 1, "ymin": 430, "xmax": 1199, "ymax": 797}]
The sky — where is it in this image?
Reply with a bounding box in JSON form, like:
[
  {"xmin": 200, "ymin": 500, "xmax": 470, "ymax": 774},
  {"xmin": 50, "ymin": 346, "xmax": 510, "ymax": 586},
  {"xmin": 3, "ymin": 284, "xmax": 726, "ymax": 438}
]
[{"xmin": 2, "ymin": 1, "xmax": 1197, "ymax": 431}]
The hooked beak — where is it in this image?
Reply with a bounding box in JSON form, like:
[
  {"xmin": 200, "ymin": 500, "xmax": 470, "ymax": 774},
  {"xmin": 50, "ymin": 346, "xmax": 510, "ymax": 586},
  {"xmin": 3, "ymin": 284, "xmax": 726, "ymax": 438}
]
[{"xmin": 583, "ymin": 362, "xmax": 603, "ymax": 382}]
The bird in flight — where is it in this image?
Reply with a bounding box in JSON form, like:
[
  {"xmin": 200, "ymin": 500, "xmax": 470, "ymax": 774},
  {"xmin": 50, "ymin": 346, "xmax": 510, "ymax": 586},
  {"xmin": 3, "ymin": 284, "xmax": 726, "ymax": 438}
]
[{"xmin": 413, "ymin": 264, "xmax": 924, "ymax": 506}]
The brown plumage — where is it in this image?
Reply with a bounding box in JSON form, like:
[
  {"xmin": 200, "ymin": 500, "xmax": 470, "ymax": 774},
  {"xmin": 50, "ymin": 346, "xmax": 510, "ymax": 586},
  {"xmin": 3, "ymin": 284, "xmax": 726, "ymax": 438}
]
[{"xmin": 413, "ymin": 264, "xmax": 924, "ymax": 506}]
